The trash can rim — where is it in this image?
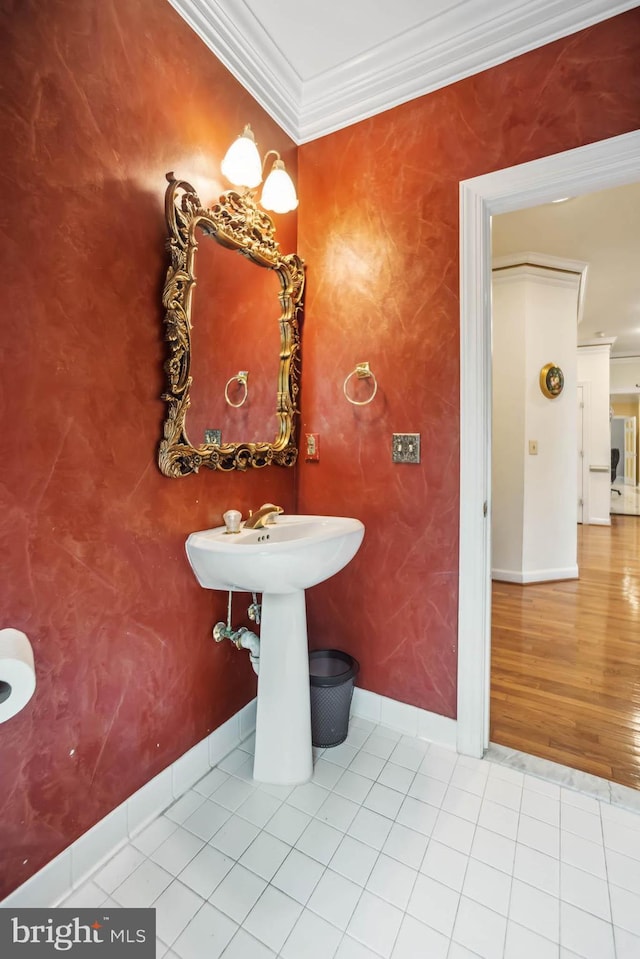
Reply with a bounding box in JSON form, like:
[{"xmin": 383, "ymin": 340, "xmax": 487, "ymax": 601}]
[{"xmin": 309, "ymin": 648, "xmax": 359, "ymax": 687}]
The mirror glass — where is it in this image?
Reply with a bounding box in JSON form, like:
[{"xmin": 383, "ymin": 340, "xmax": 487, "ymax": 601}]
[
  {"xmin": 187, "ymin": 228, "xmax": 282, "ymax": 447},
  {"xmin": 159, "ymin": 175, "xmax": 304, "ymax": 476}
]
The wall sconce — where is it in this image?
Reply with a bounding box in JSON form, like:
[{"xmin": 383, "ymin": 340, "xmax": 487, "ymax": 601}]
[{"xmin": 221, "ymin": 124, "xmax": 298, "ymax": 214}]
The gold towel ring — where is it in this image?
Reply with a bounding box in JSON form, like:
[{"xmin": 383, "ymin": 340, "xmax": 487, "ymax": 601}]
[
  {"xmin": 224, "ymin": 370, "xmax": 249, "ymax": 408},
  {"xmin": 343, "ymin": 362, "xmax": 378, "ymax": 406}
]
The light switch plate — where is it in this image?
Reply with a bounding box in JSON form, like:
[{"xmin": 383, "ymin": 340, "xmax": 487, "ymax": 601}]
[{"xmin": 392, "ymin": 433, "xmax": 421, "ymax": 463}]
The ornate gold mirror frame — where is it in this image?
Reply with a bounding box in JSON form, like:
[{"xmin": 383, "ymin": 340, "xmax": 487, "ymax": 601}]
[{"xmin": 159, "ymin": 173, "xmax": 304, "ymax": 476}]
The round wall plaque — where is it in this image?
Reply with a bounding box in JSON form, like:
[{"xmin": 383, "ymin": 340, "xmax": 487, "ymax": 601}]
[{"xmin": 539, "ymin": 363, "xmax": 564, "ymax": 399}]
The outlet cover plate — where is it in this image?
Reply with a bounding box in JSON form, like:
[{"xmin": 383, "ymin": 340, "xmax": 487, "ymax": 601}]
[{"xmin": 392, "ymin": 433, "xmax": 421, "ymax": 463}]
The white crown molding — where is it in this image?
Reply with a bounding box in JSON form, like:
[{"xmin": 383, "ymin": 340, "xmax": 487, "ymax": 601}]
[
  {"xmin": 578, "ymin": 339, "xmax": 617, "ymax": 349},
  {"xmin": 166, "ymin": 0, "xmax": 302, "ymax": 141},
  {"xmin": 493, "ymin": 251, "xmax": 590, "ymax": 325},
  {"xmin": 492, "ymin": 264, "xmax": 584, "ymax": 292},
  {"xmin": 492, "ymin": 252, "xmax": 589, "ymax": 274},
  {"xmin": 611, "ymin": 354, "xmax": 640, "ymax": 364},
  {"xmin": 298, "ymin": 0, "xmax": 640, "ymax": 142},
  {"xmin": 168, "ymin": 0, "xmax": 638, "ymax": 144}
]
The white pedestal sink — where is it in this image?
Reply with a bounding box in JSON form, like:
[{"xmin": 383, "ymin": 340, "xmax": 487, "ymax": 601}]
[{"xmin": 185, "ymin": 515, "xmax": 365, "ymax": 785}]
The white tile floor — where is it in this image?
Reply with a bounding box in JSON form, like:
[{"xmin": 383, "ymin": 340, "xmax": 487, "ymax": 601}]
[{"xmin": 60, "ymin": 719, "xmax": 640, "ymax": 959}]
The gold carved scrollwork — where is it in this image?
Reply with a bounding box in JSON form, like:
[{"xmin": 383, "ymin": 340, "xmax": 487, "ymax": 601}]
[{"xmin": 158, "ymin": 173, "xmax": 304, "ymax": 476}]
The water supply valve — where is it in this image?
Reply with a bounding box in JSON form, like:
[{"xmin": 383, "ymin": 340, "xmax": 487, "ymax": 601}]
[
  {"xmin": 248, "ymin": 601, "xmax": 262, "ymax": 625},
  {"xmin": 213, "ymin": 622, "xmax": 232, "ymax": 643}
]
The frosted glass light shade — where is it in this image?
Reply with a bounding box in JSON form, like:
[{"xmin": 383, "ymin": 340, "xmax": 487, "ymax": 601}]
[
  {"xmin": 261, "ymin": 161, "xmax": 298, "ymax": 214},
  {"xmin": 221, "ymin": 126, "xmax": 262, "ymax": 188}
]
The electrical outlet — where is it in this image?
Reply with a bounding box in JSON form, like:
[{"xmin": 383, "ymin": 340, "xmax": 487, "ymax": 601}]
[{"xmin": 392, "ymin": 433, "xmax": 421, "ymax": 464}]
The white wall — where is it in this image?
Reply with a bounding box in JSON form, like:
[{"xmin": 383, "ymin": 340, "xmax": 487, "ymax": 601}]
[
  {"xmin": 577, "ymin": 344, "xmax": 613, "ymax": 523},
  {"xmin": 492, "ymin": 263, "xmax": 581, "ymax": 582}
]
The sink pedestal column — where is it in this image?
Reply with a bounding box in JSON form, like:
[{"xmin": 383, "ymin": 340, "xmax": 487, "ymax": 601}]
[{"xmin": 253, "ymin": 590, "xmax": 313, "ymax": 785}]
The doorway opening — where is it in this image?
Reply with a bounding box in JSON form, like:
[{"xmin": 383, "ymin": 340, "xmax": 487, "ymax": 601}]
[
  {"xmin": 611, "ymin": 413, "xmax": 640, "ymax": 516},
  {"xmin": 456, "ymin": 129, "xmax": 640, "ymax": 762}
]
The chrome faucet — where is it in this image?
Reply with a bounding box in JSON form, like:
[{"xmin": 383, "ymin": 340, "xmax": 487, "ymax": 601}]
[{"xmin": 243, "ymin": 503, "xmax": 284, "ymax": 529}]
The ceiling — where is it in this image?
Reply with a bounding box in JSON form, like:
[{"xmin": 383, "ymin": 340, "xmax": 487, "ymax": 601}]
[{"xmin": 169, "ymin": 0, "xmax": 640, "ymax": 358}]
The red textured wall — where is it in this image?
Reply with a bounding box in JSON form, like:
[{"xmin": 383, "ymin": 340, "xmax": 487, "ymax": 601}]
[
  {"xmin": 0, "ymin": 0, "xmax": 297, "ymax": 898},
  {"xmin": 297, "ymin": 11, "xmax": 640, "ymax": 717}
]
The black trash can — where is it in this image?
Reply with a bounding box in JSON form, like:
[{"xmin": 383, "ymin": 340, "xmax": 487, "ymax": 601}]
[{"xmin": 309, "ymin": 649, "xmax": 359, "ymax": 748}]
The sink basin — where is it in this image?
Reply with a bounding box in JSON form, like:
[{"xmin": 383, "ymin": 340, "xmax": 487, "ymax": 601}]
[
  {"xmin": 185, "ymin": 514, "xmax": 365, "ymax": 786},
  {"xmin": 186, "ymin": 514, "xmax": 364, "ymax": 594}
]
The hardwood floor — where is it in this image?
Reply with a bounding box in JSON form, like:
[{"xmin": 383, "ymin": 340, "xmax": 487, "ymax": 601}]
[{"xmin": 490, "ymin": 514, "xmax": 640, "ymax": 790}]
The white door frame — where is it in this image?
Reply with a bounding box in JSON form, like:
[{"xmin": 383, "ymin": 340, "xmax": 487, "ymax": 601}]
[{"xmin": 457, "ymin": 129, "xmax": 640, "ymax": 758}]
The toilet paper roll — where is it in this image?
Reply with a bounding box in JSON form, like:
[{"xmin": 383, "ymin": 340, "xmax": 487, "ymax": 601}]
[{"xmin": 0, "ymin": 628, "xmax": 36, "ymax": 723}]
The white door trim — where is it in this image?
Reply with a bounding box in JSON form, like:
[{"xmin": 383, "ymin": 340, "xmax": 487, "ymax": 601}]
[{"xmin": 457, "ymin": 128, "xmax": 640, "ymax": 758}]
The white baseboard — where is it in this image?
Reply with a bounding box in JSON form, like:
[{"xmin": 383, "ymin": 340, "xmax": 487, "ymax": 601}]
[
  {"xmin": 351, "ymin": 687, "xmax": 457, "ymax": 749},
  {"xmin": 2, "ymin": 687, "xmax": 456, "ymax": 908},
  {"xmin": 0, "ymin": 699, "xmax": 257, "ymax": 909},
  {"xmin": 492, "ymin": 565, "xmax": 579, "ymax": 584}
]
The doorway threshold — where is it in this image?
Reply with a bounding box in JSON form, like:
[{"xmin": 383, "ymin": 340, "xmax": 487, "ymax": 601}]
[{"xmin": 486, "ymin": 742, "xmax": 640, "ymax": 814}]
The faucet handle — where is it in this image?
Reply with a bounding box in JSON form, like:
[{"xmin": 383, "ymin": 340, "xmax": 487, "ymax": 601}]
[{"xmin": 223, "ymin": 509, "xmax": 242, "ymax": 534}]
